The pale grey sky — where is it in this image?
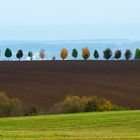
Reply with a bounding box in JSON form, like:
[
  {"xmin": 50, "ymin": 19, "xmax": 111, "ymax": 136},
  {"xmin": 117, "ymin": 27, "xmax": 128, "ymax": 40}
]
[{"xmin": 0, "ymin": 0, "xmax": 140, "ymax": 40}]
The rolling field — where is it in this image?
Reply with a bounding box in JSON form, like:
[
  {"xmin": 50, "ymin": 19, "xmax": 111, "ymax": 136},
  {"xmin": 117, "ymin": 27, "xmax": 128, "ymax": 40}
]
[
  {"xmin": 0, "ymin": 110, "xmax": 140, "ymax": 139},
  {"xmin": 0, "ymin": 61, "xmax": 140, "ymax": 111}
]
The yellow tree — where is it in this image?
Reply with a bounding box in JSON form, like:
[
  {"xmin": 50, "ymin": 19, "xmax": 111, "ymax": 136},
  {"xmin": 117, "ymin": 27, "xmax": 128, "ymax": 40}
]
[
  {"xmin": 82, "ymin": 47, "xmax": 90, "ymax": 60},
  {"xmin": 60, "ymin": 48, "xmax": 68, "ymax": 60}
]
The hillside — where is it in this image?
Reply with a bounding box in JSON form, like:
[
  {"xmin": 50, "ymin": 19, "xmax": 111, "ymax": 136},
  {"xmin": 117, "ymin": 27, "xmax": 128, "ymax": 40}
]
[
  {"xmin": 0, "ymin": 111, "xmax": 140, "ymax": 139},
  {"xmin": 0, "ymin": 61, "xmax": 140, "ymax": 110}
]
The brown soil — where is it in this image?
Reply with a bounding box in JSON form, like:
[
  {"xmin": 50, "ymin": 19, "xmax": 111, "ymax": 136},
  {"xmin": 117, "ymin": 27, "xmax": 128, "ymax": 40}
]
[{"xmin": 0, "ymin": 61, "xmax": 140, "ymax": 111}]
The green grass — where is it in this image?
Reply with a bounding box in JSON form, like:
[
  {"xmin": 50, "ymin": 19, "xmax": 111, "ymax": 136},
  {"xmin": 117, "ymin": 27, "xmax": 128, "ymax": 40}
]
[{"xmin": 0, "ymin": 110, "xmax": 140, "ymax": 139}]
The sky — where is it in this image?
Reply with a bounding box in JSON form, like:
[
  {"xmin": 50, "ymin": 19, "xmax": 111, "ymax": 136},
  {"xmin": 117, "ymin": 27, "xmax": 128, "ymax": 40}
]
[{"xmin": 0, "ymin": 0, "xmax": 140, "ymax": 40}]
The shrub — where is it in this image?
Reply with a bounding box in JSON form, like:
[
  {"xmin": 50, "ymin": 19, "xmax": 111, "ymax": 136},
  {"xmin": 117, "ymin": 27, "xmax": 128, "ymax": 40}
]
[
  {"xmin": 0, "ymin": 92, "xmax": 10, "ymax": 117},
  {"xmin": 60, "ymin": 48, "xmax": 68, "ymax": 60},
  {"xmin": 81, "ymin": 96, "xmax": 112, "ymax": 112},
  {"xmin": 111, "ymin": 105, "xmax": 128, "ymax": 111},
  {"xmin": 81, "ymin": 96, "xmax": 100, "ymax": 112},
  {"xmin": 93, "ymin": 50, "xmax": 99, "ymax": 59},
  {"xmin": 51, "ymin": 95, "xmax": 120, "ymax": 114},
  {"xmin": 23, "ymin": 106, "xmax": 41, "ymax": 116},
  {"xmin": 0, "ymin": 92, "xmax": 42, "ymax": 117},
  {"xmin": 98, "ymin": 98, "xmax": 112, "ymax": 111},
  {"xmin": 0, "ymin": 92, "xmax": 23, "ymax": 117},
  {"xmin": 9, "ymin": 98, "xmax": 23, "ymax": 116},
  {"xmin": 62, "ymin": 96, "xmax": 81, "ymax": 113},
  {"xmin": 82, "ymin": 48, "xmax": 90, "ymax": 60},
  {"xmin": 50, "ymin": 96, "xmax": 81, "ymax": 114},
  {"xmin": 103, "ymin": 48, "xmax": 112, "ymax": 60},
  {"xmin": 72, "ymin": 49, "xmax": 78, "ymax": 59},
  {"xmin": 134, "ymin": 48, "xmax": 140, "ymax": 60},
  {"xmin": 125, "ymin": 49, "xmax": 132, "ymax": 60},
  {"xmin": 114, "ymin": 50, "xmax": 122, "ymax": 60}
]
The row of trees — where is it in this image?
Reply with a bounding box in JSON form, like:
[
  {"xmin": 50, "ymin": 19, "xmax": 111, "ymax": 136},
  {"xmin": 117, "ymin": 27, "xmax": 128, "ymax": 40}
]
[
  {"xmin": 4, "ymin": 48, "xmax": 45, "ymax": 61},
  {"xmin": 3, "ymin": 47, "xmax": 140, "ymax": 61}
]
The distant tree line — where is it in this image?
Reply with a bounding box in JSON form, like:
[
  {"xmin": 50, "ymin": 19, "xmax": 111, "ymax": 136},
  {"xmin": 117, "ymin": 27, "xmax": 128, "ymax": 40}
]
[{"xmin": 2, "ymin": 47, "xmax": 140, "ymax": 61}]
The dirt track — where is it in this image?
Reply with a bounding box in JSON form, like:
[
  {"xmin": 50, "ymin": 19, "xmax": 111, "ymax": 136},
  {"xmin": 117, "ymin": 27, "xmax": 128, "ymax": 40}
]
[{"xmin": 0, "ymin": 61, "xmax": 140, "ymax": 110}]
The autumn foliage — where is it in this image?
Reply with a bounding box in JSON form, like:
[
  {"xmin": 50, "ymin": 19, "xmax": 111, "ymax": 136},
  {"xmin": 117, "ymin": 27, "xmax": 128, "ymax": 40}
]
[
  {"xmin": 50, "ymin": 95, "xmax": 116, "ymax": 114},
  {"xmin": 60, "ymin": 48, "xmax": 68, "ymax": 60},
  {"xmin": 82, "ymin": 47, "xmax": 90, "ymax": 60},
  {"xmin": 39, "ymin": 50, "xmax": 45, "ymax": 60}
]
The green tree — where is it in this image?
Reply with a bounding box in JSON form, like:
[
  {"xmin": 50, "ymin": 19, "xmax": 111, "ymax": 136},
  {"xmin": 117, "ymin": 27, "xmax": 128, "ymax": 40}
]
[
  {"xmin": 125, "ymin": 49, "xmax": 132, "ymax": 60},
  {"xmin": 28, "ymin": 51, "xmax": 33, "ymax": 61},
  {"xmin": 5, "ymin": 48, "xmax": 12, "ymax": 60},
  {"xmin": 16, "ymin": 49, "xmax": 23, "ymax": 61},
  {"xmin": 114, "ymin": 50, "xmax": 122, "ymax": 60},
  {"xmin": 94, "ymin": 50, "xmax": 99, "ymax": 59},
  {"xmin": 103, "ymin": 48, "xmax": 112, "ymax": 60},
  {"xmin": 134, "ymin": 48, "xmax": 140, "ymax": 60},
  {"xmin": 72, "ymin": 48, "xmax": 78, "ymax": 59}
]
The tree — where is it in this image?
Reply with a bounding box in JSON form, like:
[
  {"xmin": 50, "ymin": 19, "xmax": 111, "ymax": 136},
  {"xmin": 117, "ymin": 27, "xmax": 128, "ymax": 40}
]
[
  {"xmin": 103, "ymin": 48, "xmax": 112, "ymax": 60},
  {"xmin": 52, "ymin": 56, "xmax": 56, "ymax": 60},
  {"xmin": 72, "ymin": 48, "xmax": 78, "ymax": 59},
  {"xmin": 16, "ymin": 49, "xmax": 23, "ymax": 61},
  {"xmin": 94, "ymin": 50, "xmax": 99, "ymax": 59},
  {"xmin": 134, "ymin": 48, "xmax": 140, "ymax": 60},
  {"xmin": 82, "ymin": 47, "xmax": 90, "ymax": 60},
  {"xmin": 5, "ymin": 48, "xmax": 12, "ymax": 60},
  {"xmin": 39, "ymin": 49, "xmax": 45, "ymax": 60},
  {"xmin": 28, "ymin": 51, "xmax": 33, "ymax": 61},
  {"xmin": 114, "ymin": 50, "xmax": 122, "ymax": 60},
  {"xmin": 125, "ymin": 49, "xmax": 132, "ymax": 60},
  {"xmin": 60, "ymin": 48, "xmax": 68, "ymax": 60}
]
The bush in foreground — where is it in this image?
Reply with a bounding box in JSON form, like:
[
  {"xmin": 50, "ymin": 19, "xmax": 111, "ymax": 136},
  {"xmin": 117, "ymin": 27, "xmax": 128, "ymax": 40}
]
[
  {"xmin": 50, "ymin": 95, "xmax": 125, "ymax": 114},
  {"xmin": 0, "ymin": 92, "xmax": 42, "ymax": 117},
  {"xmin": 0, "ymin": 92, "xmax": 23, "ymax": 117},
  {"xmin": 24, "ymin": 106, "xmax": 43, "ymax": 116}
]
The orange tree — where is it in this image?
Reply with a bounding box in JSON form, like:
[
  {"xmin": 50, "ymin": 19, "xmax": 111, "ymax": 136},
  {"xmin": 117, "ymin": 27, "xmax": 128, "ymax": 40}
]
[
  {"xmin": 82, "ymin": 47, "xmax": 90, "ymax": 60},
  {"xmin": 60, "ymin": 48, "xmax": 68, "ymax": 60}
]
